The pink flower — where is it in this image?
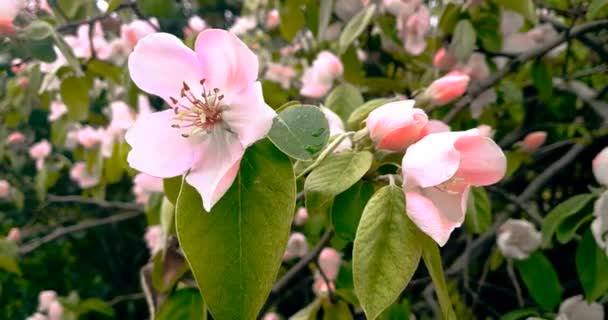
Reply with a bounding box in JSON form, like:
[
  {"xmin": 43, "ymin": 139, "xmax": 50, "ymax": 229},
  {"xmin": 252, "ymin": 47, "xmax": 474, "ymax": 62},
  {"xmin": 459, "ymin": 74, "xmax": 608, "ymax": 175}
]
[
  {"xmin": 383, "ymin": 0, "xmax": 420, "ymax": 16},
  {"xmin": 48, "ymin": 101, "xmax": 67, "ymax": 122},
  {"xmin": 294, "ymin": 207, "xmax": 309, "ymax": 226},
  {"xmin": 318, "ymin": 247, "xmax": 341, "ymax": 280},
  {"xmin": 262, "ymin": 312, "xmax": 280, "ymax": 320},
  {"xmin": 264, "ymin": 63, "xmax": 296, "ymax": 89},
  {"xmin": 64, "ymin": 23, "xmax": 111, "ymax": 59},
  {"xmin": 133, "ymin": 173, "xmax": 164, "ymax": 204},
  {"xmin": 126, "ymin": 30, "xmax": 276, "ymax": 211},
  {"xmin": 38, "ymin": 290, "xmax": 58, "ymax": 311},
  {"xmin": 520, "ymin": 131, "xmax": 547, "ymax": 152},
  {"xmin": 366, "ymin": 100, "xmax": 428, "ymax": 152},
  {"xmin": 419, "ymin": 120, "xmax": 450, "ymax": 138},
  {"xmin": 300, "ymin": 51, "xmax": 344, "ymax": 98},
  {"xmin": 476, "ymin": 124, "xmax": 494, "ymax": 138},
  {"xmin": 229, "ymin": 16, "xmax": 257, "ymax": 35},
  {"xmin": 107, "ymin": 101, "xmax": 136, "ymax": 134},
  {"xmin": 399, "ymin": 5, "xmax": 430, "ymax": 55},
  {"xmin": 312, "ymin": 275, "xmax": 335, "ymax": 297},
  {"xmin": 321, "ymin": 107, "xmax": 352, "ymax": 152},
  {"xmin": 424, "ymin": 71, "xmax": 470, "ymax": 106},
  {"xmin": 402, "ymin": 129, "xmax": 506, "ymax": 246},
  {"xmin": 77, "ymin": 126, "xmax": 105, "ymax": 149},
  {"xmin": 144, "ymin": 225, "xmax": 164, "ymax": 255},
  {"xmin": 121, "ymin": 19, "xmax": 158, "ymax": 48},
  {"xmin": 70, "ymin": 162, "xmax": 100, "ymax": 189},
  {"xmin": 0, "ymin": 0, "xmax": 23, "ymax": 35},
  {"xmin": 284, "ymin": 232, "xmax": 308, "ymax": 260},
  {"xmin": 0, "ymin": 180, "xmax": 10, "ymax": 198},
  {"xmin": 6, "ymin": 132, "xmax": 24, "ymax": 145},
  {"xmin": 266, "ymin": 9, "xmax": 280, "ymax": 29},
  {"xmin": 593, "ymin": 147, "xmax": 608, "ymax": 186},
  {"xmin": 48, "ymin": 301, "xmax": 63, "ymax": 320},
  {"xmin": 433, "ymin": 48, "xmax": 458, "ymax": 71},
  {"xmin": 29, "ymin": 140, "xmax": 51, "ymax": 170},
  {"xmin": 7, "ymin": 227, "xmax": 20, "ymax": 242}
]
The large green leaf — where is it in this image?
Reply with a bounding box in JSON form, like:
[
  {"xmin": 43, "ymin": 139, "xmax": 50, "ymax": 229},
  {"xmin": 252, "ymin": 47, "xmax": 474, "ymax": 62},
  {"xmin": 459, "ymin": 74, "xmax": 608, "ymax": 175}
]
[
  {"xmin": 268, "ymin": 105, "xmax": 330, "ymax": 161},
  {"xmin": 464, "ymin": 187, "xmax": 492, "ymax": 234},
  {"xmin": 339, "ymin": 4, "xmax": 376, "ymax": 54},
  {"xmin": 332, "ymin": 181, "xmax": 375, "ymax": 241},
  {"xmin": 449, "ymin": 19, "xmax": 476, "ymax": 61},
  {"xmin": 325, "ymin": 83, "xmax": 364, "ymax": 123},
  {"xmin": 353, "ymin": 185, "xmax": 422, "ymax": 320},
  {"xmin": 515, "ymin": 252, "xmax": 563, "ymax": 310},
  {"xmin": 305, "ymin": 151, "xmax": 373, "ymax": 211},
  {"xmin": 60, "ymin": 76, "xmax": 90, "ymax": 121},
  {"xmin": 541, "ymin": 194, "xmax": 595, "ymax": 248},
  {"xmin": 156, "ymin": 288, "xmax": 203, "ymax": 320},
  {"xmin": 576, "ymin": 230, "xmax": 608, "ymax": 302},
  {"xmin": 175, "ymin": 140, "xmax": 295, "ymax": 320}
]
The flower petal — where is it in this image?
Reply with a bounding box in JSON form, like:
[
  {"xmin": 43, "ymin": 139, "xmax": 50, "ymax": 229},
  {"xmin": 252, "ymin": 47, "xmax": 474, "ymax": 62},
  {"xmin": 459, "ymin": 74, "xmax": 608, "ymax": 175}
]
[
  {"xmin": 185, "ymin": 128, "xmax": 245, "ymax": 211},
  {"xmin": 128, "ymin": 33, "xmax": 202, "ymax": 101},
  {"xmin": 222, "ymin": 81, "xmax": 276, "ymax": 147},
  {"xmin": 125, "ymin": 110, "xmax": 198, "ymax": 177},
  {"xmin": 403, "ymin": 131, "xmax": 460, "ymax": 188},
  {"xmin": 194, "ymin": 29, "xmax": 258, "ymax": 94},
  {"xmin": 454, "ymin": 134, "xmax": 506, "ymax": 186}
]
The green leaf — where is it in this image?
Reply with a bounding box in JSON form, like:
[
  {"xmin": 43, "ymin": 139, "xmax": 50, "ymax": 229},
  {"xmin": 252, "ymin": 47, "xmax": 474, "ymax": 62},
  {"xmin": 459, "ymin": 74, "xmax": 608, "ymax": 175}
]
[
  {"xmin": 347, "ymin": 98, "xmax": 391, "ymax": 130},
  {"xmin": 531, "ymin": 61, "xmax": 553, "ymax": 102},
  {"xmin": 23, "ymin": 21, "xmax": 54, "ymax": 40},
  {"xmin": 587, "ymin": 0, "xmax": 608, "ymax": 19},
  {"xmin": 103, "ymin": 141, "xmax": 124, "ymax": 184},
  {"xmin": 556, "ymin": 211, "xmax": 593, "ymax": 244},
  {"xmin": 323, "ymin": 300, "xmax": 354, "ymax": 320},
  {"xmin": 338, "ymin": 4, "xmax": 376, "ymax": 54},
  {"xmin": 464, "ymin": 187, "xmax": 492, "ymax": 234},
  {"xmin": 495, "ymin": 0, "xmax": 537, "ymax": 23},
  {"xmin": 106, "ymin": 0, "xmax": 123, "ymax": 12},
  {"xmin": 378, "ymin": 300, "xmax": 411, "ymax": 320},
  {"xmin": 332, "ymin": 181, "xmax": 375, "ymax": 241},
  {"xmin": 421, "ymin": 235, "xmax": 456, "ymax": 320},
  {"xmin": 438, "ymin": 3, "xmax": 460, "ymax": 34},
  {"xmin": 576, "ymin": 230, "xmax": 608, "ymax": 302},
  {"xmin": 515, "ymin": 252, "xmax": 563, "ymax": 310},
  {"xmin": 60, "ymin": 76, "xmax": 90, "ymax": 121},
  {"xmin": 449, "ymin": 19, "xmax": 476, "ymax": 61},
  {"xmin": 53, "ymin": 32, "xmax": 84, "ymax": 76},
  {"xmin": 318, "ymin": 0, "xmax": 334, "ymax": 40},
  {"xmin": 137, "ymin": 0, "xmax": 176, "ymax": 17},
  {"xmin": 87, "ymin": 60, "xmax": 123, "ymax": 84},
  {"xmin": 280, "ymin": 0, "xmax": 305, "ymax": 41},
  {"xmin": 499, "ymin": 308, "xmax": 538, "ymax": 320},
  {"xmin": 289, "ymin": 299, "xmax": 322, "ymax": 320},
  {"xmin": 175, "ymin": 140, "xmax": 295, "ymax": 320},
  {"xmin": 78, "ymin": 298, "xmax": 115, "ymax": 317},
  {"xmin": 156, "ymin": 288, "xmax": 203, "ymax": 320},
  {"xmin": 268, "ymin": 105, "xmax": 330, "ymax": 161},
  {"xmin": 305, "ymin": 151, "xmax": 373, "ymax": 211},
  {"xmin": 541, "ymin": 194, "xmax": 595, "ymax": 248},
  {"xmin": 325, "ymin": 83, "xmax": 364, "ymax": 123},
  {"xmin": 163, "ymin": 176, "xmax": 183, "ymax": 205},
  {"xmin": 353, "ymin": 185, "xmax": 422, "ymax": 320},
  {"xmin": 0, "ymin": 239, "xmax": 20, "ymax": 275}
]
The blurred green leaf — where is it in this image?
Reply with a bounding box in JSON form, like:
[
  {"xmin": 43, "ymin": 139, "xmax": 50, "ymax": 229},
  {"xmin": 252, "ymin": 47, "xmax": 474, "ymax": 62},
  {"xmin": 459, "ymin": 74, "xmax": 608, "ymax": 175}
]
[
  {"xmin": 464, "ymin": 187, "xmax": 492, "ymax": 234},
  {"xmin": 531, "ymin": 61, "xmax": 553, "ymax": 102},
  {"xmin": 347, "ymin": 98, "xmax": 391, "ymax": 130},
  {"xmin": 280, "ymin": 0, "xmax": 305, "ymax": 41},
  {"xmin": 449, "ymin": 19, "xmax": 476, "ymax": 61},
  {"xmin": 421, "ymin": 235, "xmax": 456, "ymax": 319},
  {"xmin": 318, "ymin": 0, "xmax": 334, "ymax": 40},
  {"xmin": 23, "ymin": 21, "xmax": 54, "ymax": 40},
  {"xmin": 325, "ymin": 83, "xmax": 364, "ymax": 122},
  {"xmin": 156, "ymin": 288, "xmax": 203, "ymax": 320},
  {"xmin": 137, "ymin": 0, "xmax": 176, "ymax": 17},
  {"xmin": 576, "ymin": 230, "xmax": 608, "ymax": 302},
  {"xmin": 163, "ymin": 176, "xmax": 183, "ymax": 205},
  {"xmin": 541, "ymin": 194, "xmax": 595, "ymax": 248},
  {"xmin": 587, "ymin": 0, "xmax": 608, "ymax": 19},
  {"xmin": 332, "ymin": 180, "xmax": 375, "ymax": 241},
  {"xmin": 339, "ymin": 4, "xmax": 376, "ymax": 54},
  {"xmin": 439, "ymin": 3, "xmax": 461, "ymax": 34},
  {"xmin": 515, "ymin": 251, "xmax": 562, "ymax": 310},
  {"xmin": 323, "ymin": 300, "xmax": 353, "ymax": 320},
  {"xmin": 60, "ymin": 76, "xmax": 90, "ymax": 121}
]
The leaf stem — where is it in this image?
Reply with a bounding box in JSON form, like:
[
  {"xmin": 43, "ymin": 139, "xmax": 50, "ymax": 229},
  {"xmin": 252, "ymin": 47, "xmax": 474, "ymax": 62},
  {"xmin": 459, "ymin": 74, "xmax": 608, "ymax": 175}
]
[{"xmin": 296, "ymin": 132, "xmax": 355, "ymax": 180}]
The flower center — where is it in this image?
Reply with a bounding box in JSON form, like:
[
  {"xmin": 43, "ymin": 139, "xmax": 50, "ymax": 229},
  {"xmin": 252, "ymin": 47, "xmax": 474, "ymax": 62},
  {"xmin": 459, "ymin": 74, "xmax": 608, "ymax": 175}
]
[{"xmin": 170, "ymin": 79, "xmax": 225, "ymax": 138}]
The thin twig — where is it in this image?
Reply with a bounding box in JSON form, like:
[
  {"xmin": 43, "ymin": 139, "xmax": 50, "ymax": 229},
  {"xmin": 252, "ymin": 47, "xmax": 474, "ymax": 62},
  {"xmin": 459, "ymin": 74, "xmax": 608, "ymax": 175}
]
[
  {"xmin": 506, "ymin": 260, "xmax": 525, "ymax": 307},
  {"xmin": 108, "ymin": 292, "xmax": 145, "ymax": 306},
  {"xmin": 46, "ymin": 194, "xmax": 144, "ymax": 211}
]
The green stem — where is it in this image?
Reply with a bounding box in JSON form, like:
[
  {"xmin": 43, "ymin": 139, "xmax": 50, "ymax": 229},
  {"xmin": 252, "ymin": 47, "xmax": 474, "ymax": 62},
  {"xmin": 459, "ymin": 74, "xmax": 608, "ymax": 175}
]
[
  {"xmin": 421, "ymin": 235, "xmax": 456, "ymax": 320},
  {"xmin": 295, "ymin": 132, "xmax": 354, "ymax": 180},
  {"xmin": 202, "ymin": 298, "xmax": 208, "ymax": 320}
]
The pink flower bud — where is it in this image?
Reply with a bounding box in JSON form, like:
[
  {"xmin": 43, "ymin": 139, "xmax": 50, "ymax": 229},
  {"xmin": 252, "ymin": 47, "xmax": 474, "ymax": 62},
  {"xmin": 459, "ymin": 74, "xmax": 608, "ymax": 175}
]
[
  {"xmin": 10, "ymin": 59, "xmax": 26, "ymax": 73},
  {"xmin": 293, "ymin": 207, "xmax": 308, "ymax": 226},
  {"xmin": 366, "ymin": 100, "xmax": 428, "ymax": 152},
  {"xmin": 266, "ymin": 9, "xmax": 280, "ymax": 29},
  {"xmin": 69, "ymin": 162, "xmax": 100, "ymax": 189},
  {"xmin": 188, "ymin": 16, "xmax": 207, "ymax": 33},
  {"xmin": 48, "ymin": 300, "xmax": 63, "ymax": 320},
  {"xmin": 29, "ymin": 140, "xmax": 51, "ymax": 161},
  {"xmin": 520, "ymin": 131, "xmax": 547, "ymax": 152},
  {"xmin": 77, "ymin": 126, "xmax": 105, "ymax": 149},
  {"xmin": 7, "ymin": 227, "xmax": 20, "ymax": 242},
  {"xmin": 476, "ymin": 124, "xmax": 494, "ymax": 138},
  {"xmin": 318, "ymin": 247, "xmax": 341, "ymax": 280},
  {"xmin": 312, "ymin": 274, "xmax": 335, "ymax": 297},
  {"xmin": 433, "ymin": 48, "xmax": 458, "ymax": 70},
  {"xmin": 0, "ymin": 180, "xmax": 10, "ymax": 198},
  {"xmin": 263, "ymin": 312, "xmax": 280, "ymax": 320},
  {"xmin": 48, "ymin": 101, "xmax": 67, "ymax": 122},
  {"xmin": 38, "ymin": 290, "xmax": 57, "ymax": 311},
  {"xmin": 419, "ymin": 119, "xmax": 450, "ymax": 139},
  {"xmin": 425, "ymin": 71, "xmax": 470, "ymax": 105},
  {"xmin": 144, "ymin": 225, "xmax": 164, "ymax": 256},
  {"xmin": 284, "ymin": 232, "xmax": 308, "ymax": 260},
  {"xmin": 7, "ymin": 131, "xmax": 25, "ymax": 145},
  {"xmin": 593, "ymin": 147, "xmax": 608, "ymax": 186},
  {"xmin": 300, "ymin": 51, "xmax": 343, "ymax": 98}
]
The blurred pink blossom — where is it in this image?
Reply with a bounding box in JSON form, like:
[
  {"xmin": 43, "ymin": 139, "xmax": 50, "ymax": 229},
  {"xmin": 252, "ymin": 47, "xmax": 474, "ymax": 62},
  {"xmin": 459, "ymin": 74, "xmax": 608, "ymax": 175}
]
[
  {"xmin": 121, "ymin": 18, "xmax": 158, "ymax": 49},
  {"xmin": 48, "ymin": 101, "xmax": 67, "ymax": 122},
  {"xmin": 145, "ymin": 225, "xmax": 164, "ymax": 255},
  {"xmin": 29, "ymin": 140, "xmax": 51, "ymax": 170},
  {"xmin": 592, "ymin": 191, "xmax": 608, "ymax": 255},
  {"xmin": 424, "ymin": 71, "xmax": 470, "ymax": 106},
  {"xmin": 366, "ymin": 100, "xmax": 428, "ymax": 152},
  {"xmin": 0, "ymin": 180, "xmax": 10, "ymax": 198},
  {"xmin": 300, "ymin": 51, "xmax": 343, "ymax": 98},
  {"xmin": 497, "ymin": 219, "xmax": 541, "ymax": 260},
  {"xmin": 433, "ymin": 48, "xmax": 458, "ymax": 71},
  {"xmin": 284, "ymin": 232, "xmax": 308, "ymax": 260},
  {"xmin": 264, "ymin": 63, "xmax": 296, "ymax": 89},
  {"xmin": 64, "ymin": 23, "xmax": 111, "ymax": 59},
  {"xmin": 312, "ymin": 275, "xmax": 335, "ymax": 297},
  {"xmin": 419, "ymin": 119, "xmax": 451, "ymax": 138},
  {"xmin": 321, "ymin": 107, "xmax": 352, "ymax": 152},
  {"xmin": 70, "ymin": 162, "xmax": 100, "ymax": 189},
  {"xmin": 265, "ymin": 9, "xmax": 280, "ymax": 29},
  {"xmin": 556, "ymin": 295, "xmax": 604, "ymax": 320},
  {"xmin": 133, "ymin": 173, "xmax": 164, "ymax": 204},
  {"xmin": 38, "ymin": 290, "xmax": 58, "ymax": 311},
  {"xmin": 229, "ymin": 16, "xmax": 256, "ymax": 35},
  {"xmin": 7, "ymin": 227, "xmax": 20, "ymax": 242},
  {"xmin": 185, "ymin": 16, "xmax": 207, "ymax": 37},
  {"xmin": 294, "ymin": 207, "xmax": 308, "ymax": 226},
  {"xmin": 593, "ymin": 147, "xmax": 608, "ymax": 186},
  {"xmin": 0, "ymin": 0, "xmax": 23, "ymax": 35},
  {"xmin": 383, "ymin": 0, "xmax": 420, "ymax": 17},
  {"xmin": 476, "ymin": 124, "xmax": 494, "ymax": 138},
  {"xmin": 262, "ymin": 312, "xmax": 280, "ymax": 320},
  {"xmin": 7, "ymin": 131, "xmax": 25, "ymax": 145},
  {"xmin": 399, "ymin": 5, "xmax": 430, "ymax": 55},
  {"xmin": 77, "ymin": 126, "xmax": 106, "ymax": 149},
  {"xmin": 48, "ymin": 301, "xmax": 63, "ymax": 320},
  {"xmin": 520, "ymin": 131, "xmax": 547, "ymax": 152},
  {"xmin": 318, "ymin": 247, "xmax": 341, "ymax": 280}
]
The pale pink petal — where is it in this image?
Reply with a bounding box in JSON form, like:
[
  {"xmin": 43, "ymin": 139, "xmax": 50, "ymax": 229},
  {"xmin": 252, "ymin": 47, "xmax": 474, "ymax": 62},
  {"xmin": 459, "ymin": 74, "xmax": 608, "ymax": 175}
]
[
  {"xmin": 403, "ymin": 132, "xmax": 460, "ymax": 188},
  {"xmin": 128, "ymin": 33, "xmax": 203, "ymax": 101},
  {"xmin": 222, "ymin": 82, "xmax": 276, "ymax": 147},
  {"xmin": 194, "ymin": 29, "xmax": 258, "ymax": 94},
  {"xmin": 453, "ymin": 135, "xmax": 506, "ymax": 186},
  {"xmin": 125, "ymin": 110, "xmax": 198, "ymax": 178},
  {"xmin": 185, "ymin": 129, "xmax": 245, "ymax": 211},
  {"xmin": 405, "ymin": 190, "xmax": 465, "ymax": 246}
]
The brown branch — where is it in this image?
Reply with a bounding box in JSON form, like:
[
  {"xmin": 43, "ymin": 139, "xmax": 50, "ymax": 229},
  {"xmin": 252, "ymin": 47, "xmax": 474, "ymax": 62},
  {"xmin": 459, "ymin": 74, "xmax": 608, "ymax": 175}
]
[
  {"xmin": 46, "ymin": 194, "xmax": 143, "ymax": 211},
  {"xmin": 442, "ymin": 19, "xmax": 608, "ymax": 123},
  {"xmin": 540, "ymin": 15, "xmax": 608, "ymax": 64}
]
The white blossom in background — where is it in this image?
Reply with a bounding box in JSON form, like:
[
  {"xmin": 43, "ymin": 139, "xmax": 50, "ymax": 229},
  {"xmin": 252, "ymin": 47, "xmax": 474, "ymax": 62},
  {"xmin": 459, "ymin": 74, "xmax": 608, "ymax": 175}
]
[
  {"xmin": 591, "ymin": 191, "xmax": 608, "ymax": 256},
  {"xmin": 555, "ymin": 295, "xmax": 604, "ymax": 320},
  {"xmin": 497, "ymin": 219, "xmax": 541, "ymax": 260}
]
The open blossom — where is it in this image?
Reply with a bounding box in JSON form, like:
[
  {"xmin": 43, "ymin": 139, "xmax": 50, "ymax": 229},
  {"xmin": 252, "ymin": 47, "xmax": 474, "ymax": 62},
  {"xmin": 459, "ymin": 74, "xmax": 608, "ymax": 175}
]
[
  {"xmin": 556, "ymin": 295, "xmax": 604, "ymax": 320},
  {"xmin": 497, "ymin": 219, "xmax": 541, "ymax": 260},
  {"xmin": 0, "ymin": 0, "xmax": 23, "ymax": 35},
  {"xmin": 133, "ymin": 173, "xmax": 164, "ymax": 204},
  {"xmin": 7, "ymin": 131, "xmax": 25, "ymax": 144},
  {"xmin": 591, "ymin": 191, "xmax": 608, "ymax": 255},
  {"xmin": 0, "ymin": 180, "xmax": 10, "ymax": 198},
  {"xmin": 126, "ymin": 30, "xmax": 276, "ymax": 211},
  {"xmin": 318, "ymin": 247, "xmax": 341, "ymax": 280},
  {"xmin": 294, "ymin": 207, "xmax": 309, "ymax": 226},
  {"xmin": 520, "ymin": 131, "xmax": 547, "ymax": 152},
  {"xmin": 229, "ymin": 16, "xmax": 256, "ymax": 35},
  {"xmin": 70, "ymin": 162, "xmax": 100, "ymax": 189},
  {"xmin": 64, "ymin": 23, "xmax": 111, "ymax": 60},
  {"xmin": 264, "ymin": 63, "xmax": 296, "ymax": 89},
  {"xmin": 145, "ymin": 225, "xmax": 164, "ymax": 255},
  {"xmin": 366, "ymin": 100, "xmax": 428, "ymax": 152},
  {"xmin": 593, "ymin": 147, "xmax": 608, "ymax": 186},
  {"xmin": 399, "ymin": 5, "xmax": 430, "ymax": 55},
  {"xmin": 402, "ymin": 129, "xmax": 506, "ymax": 246},
  {"xmin": 48, "ymin": 101, "xmax": 67, "ymax": 122},
  {"xmin": 284, "ymin": 232, "xmax": 308, "ymax": 260},
  {"xmin": 121, "ymin": 19, "xmax": 158, "ymax": 49},
  {"xmin": 424, "ymin": 71, "xmax": 470, "ymax": 106},
  {"xmin": 300, "ymin": 51, "xmax": 343, "ymax": 98},
  {"xmin": 7, "ymin": 227, "xmax": 20, "ymax": 242},
  {"xmin": 321, "ymin": 107, "xmax": 352, "ymax": 152},
  {"xmin": 29, "ymin": 140, "xmax": 51, "ymax": 170},
  {"xmin": 265, "ymin": 9, "xmax": 280, "ymax": 29}
]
